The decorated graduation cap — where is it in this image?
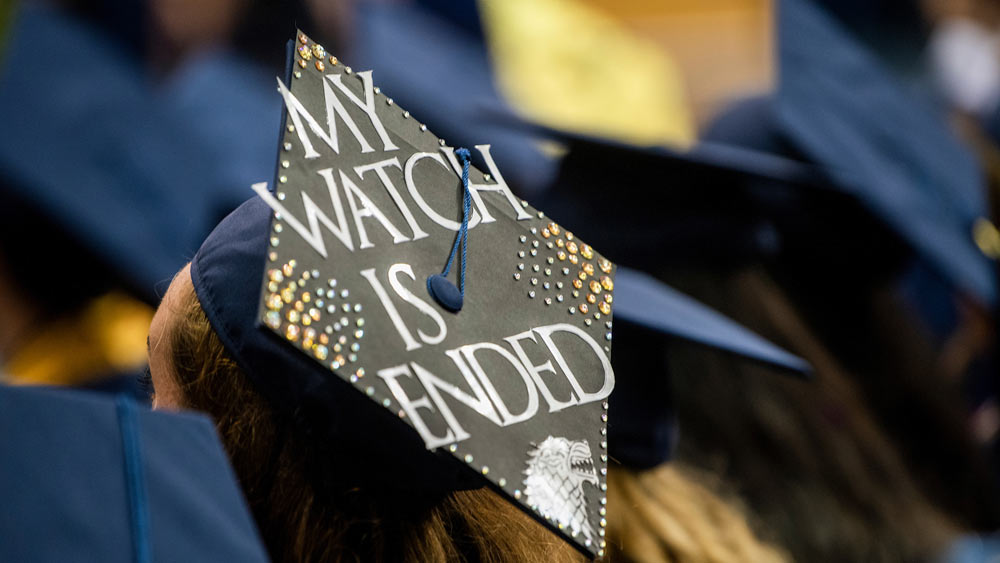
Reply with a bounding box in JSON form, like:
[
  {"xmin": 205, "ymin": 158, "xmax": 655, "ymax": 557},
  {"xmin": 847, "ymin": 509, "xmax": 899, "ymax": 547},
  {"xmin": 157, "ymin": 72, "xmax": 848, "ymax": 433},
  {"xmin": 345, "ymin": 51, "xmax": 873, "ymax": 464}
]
[
  {"xmin": 0, "ymin": 385, "xmax": 269, "ymax": 562},
  {"xmin": 192, "ymin": 30, "xmax": 622, "ymax": 558}
]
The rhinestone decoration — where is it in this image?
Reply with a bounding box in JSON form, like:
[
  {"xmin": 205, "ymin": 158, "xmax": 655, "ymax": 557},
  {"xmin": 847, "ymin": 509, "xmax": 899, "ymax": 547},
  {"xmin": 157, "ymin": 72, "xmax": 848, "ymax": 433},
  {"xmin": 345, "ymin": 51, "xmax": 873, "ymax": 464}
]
[
  {"xmin": 263, "ymin": 261, "xmax": 366, "ymax": 372},
  {"xmin": 600, "ymin": 276, "xmax": 614, "ymax": 291},
  {"xmin": 511, "ymin": 217, "xmax": 615, "ymax": 334}
]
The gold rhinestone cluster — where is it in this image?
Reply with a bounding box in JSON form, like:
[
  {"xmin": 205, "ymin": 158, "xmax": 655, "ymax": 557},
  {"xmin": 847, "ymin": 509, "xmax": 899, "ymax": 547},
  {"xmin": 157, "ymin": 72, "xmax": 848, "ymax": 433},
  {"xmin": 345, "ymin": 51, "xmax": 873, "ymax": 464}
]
[
  {"xmin": 263, "ymin": 254, "xmax": 366, "ymax": 380},
  {"xmin": 512, "ymin": 215, "xmax": 615, "ymax": 332},
  {"xmin": 293, "ymin": 33, "xmax": 439, "ymax": 142},
  {"xmin": 295, "ymin": 33, "xmax": 341, "ymax": 78}
]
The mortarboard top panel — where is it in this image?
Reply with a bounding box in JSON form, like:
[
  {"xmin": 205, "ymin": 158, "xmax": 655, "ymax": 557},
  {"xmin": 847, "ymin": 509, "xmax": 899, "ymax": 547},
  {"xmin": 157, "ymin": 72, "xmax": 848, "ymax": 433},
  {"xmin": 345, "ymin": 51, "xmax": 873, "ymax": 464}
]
[
  {"xmin": 251, "ymin": 31, "xmax": 616, "ymax": 557},
  {"xmin": 0, "ymin": 385, "xmax": 269, "ymax": 563},
  {"xmin": 777, "ymin": 0, "xmax": 997, "ymax": 305},
  {"xmin": 516, "ymin": 119, "xmax": 836, "ymax": 261}
]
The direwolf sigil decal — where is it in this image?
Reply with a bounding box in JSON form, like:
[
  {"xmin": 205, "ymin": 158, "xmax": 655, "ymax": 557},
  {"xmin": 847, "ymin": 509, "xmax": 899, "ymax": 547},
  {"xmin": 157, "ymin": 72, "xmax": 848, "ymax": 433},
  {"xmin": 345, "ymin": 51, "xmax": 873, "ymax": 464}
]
[{"xmin": 522, "ymin": 436, "xmax": 598, "ymax": 542}]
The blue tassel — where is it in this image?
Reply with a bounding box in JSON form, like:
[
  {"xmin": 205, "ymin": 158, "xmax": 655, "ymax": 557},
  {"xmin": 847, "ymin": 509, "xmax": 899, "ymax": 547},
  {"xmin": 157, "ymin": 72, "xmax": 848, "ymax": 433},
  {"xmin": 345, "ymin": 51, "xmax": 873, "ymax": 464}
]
[{"xmin": 428, "ymin": 147, "xmax": 472, "ymax": 312}]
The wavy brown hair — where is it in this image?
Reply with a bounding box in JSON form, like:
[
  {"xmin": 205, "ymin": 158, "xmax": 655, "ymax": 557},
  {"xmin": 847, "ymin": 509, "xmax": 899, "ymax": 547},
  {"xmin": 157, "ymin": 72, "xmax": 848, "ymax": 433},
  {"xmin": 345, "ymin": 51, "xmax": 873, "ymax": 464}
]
[
  {"xmin": 606, "ymin": 464, "xmax": 789, "ymax": 563},
  {"xmin": 664, "ymin": 267, "xmax": 962, "ymax": 562},
  {"xmin": 162, "ymin": 271, "xmax": 585, "ymax": 563}
]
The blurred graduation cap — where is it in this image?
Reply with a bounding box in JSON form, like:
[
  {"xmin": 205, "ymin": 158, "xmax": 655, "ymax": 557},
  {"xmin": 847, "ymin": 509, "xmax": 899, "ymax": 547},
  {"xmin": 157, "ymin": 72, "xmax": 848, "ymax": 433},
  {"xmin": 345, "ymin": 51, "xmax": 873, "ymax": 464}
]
[
  {"xmin": 0, "ymin": 384, "xmax": 269, "ymax": 562},
  {"xmin": 513, "ymin": 117, "xmax": 880, "ymax": 275},
  {"xmin": 0, "ymin": 3, "xmax": 254, "ymax": 303},
  {"xmin": 503, "ymin": 0, "xmax": 997, "ymax": 310},
  {"xmin": 614, "ymin": 267, "xmax": 808, "ymax": 374},
  {"xmin": 706, "ymin": 0, "xmax": 997, "ymax": 306}
]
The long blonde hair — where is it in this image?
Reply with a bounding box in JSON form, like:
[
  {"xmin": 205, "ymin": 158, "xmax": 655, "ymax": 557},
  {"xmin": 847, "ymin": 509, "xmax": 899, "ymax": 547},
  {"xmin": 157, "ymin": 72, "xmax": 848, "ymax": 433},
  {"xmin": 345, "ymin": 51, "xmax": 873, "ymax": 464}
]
[{"xmin": 607, "ymin": 464, "xmax": 788, "ymax": 563}]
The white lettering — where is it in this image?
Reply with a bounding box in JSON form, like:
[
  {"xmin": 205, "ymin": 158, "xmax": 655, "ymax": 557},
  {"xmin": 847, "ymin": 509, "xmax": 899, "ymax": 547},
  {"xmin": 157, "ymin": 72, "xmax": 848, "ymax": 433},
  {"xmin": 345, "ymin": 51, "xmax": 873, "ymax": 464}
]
[
  {"xmin": 504, "ymin": 330, "xmax": 577, "ymax": 413},
  {"xmin": 276, "ymin": 77, "xmax": 375, "ymax": 157},
  {"xmin": 251, "ymin": 180, "xmax": 354, "ymax": 257},
  {"xmin": 441, "ymin": 145, "xmax": 532, "ymax": 223},
  {"xmin": 355, "ymin": 158, "xmax": 429, "ymax": 241},
  {"xmin": 413, "ymin": 357, "xmax": 503, "ymax": 442},
  {"xmin": 377, "ymin": 364, "xmax": 455, "ymax": 449},
  {"xmin": 404, "ymin": 152, "xmax": 481, "ymax": 231},
  {"xmin": 533, "ymin": 323, "xmax": 614, "ymax": 405},
  {"xmin": 340, "ymin": 169, "xmax": 409, "ymax": 248},
  {"xmin": 387, "ymin": 263, "xmax": 447, "ymax": 346},
  {"xmin": 457, "ymin": 342, "xmax": 539, "ymax": 426},
  {"xmin": 324, "ymin": 71, "xmax": 399, "ymax": 153},
  {"xmin": 360, "ymin": 267, "xmax": 422, "ymax": 351}
]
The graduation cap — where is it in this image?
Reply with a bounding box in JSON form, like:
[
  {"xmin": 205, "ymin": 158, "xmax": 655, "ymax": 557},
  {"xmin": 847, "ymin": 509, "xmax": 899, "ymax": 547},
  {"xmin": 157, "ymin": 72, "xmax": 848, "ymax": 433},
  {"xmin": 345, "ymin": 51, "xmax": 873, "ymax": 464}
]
[
  {"xmin": 764, "ymin": 0, "xmax": 996, "ymax": 305},
  {"xmin": 508, "ymin": 117, "xmax": 848, "ymax": 272},
  {"xmin": 0, "ymin": 385, "xmax": 269, "ymax": 562},
  {"xmin": 190, "ymin": 30, "xmax": 630, "ymax": 558}
]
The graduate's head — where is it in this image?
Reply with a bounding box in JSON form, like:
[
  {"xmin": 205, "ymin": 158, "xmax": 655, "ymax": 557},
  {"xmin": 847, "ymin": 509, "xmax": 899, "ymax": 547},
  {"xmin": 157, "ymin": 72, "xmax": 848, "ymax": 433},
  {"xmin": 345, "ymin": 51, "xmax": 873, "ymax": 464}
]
[{"xmin": 144, "ymin": 214, "xmax": 585, "ymax": 562}]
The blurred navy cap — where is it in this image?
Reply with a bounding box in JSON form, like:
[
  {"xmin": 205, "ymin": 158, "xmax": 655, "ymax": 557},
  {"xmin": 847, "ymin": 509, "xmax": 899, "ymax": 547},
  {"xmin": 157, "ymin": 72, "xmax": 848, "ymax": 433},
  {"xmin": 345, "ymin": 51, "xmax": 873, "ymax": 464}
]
[
  {"xmin": 938, "ymin": 535, "xmax": 1000, "ymax": 563},
  {"xmin": 614, "ymin": 267, "xmax": 810, "ymax": 375},
  {"xmin": 0, "ymin": 385, "xmax": 269, "ymax": 562},
  {"xmin": 609, "ymin": 267, "xmax": 811, "ymax": 469},
  {"xmin": 0, "ymin": 3, "xmax": 255, "ymax": 302},
  {"xmin": 712, "ymin": 0, "xmax": 996, "ymax": 305},
  {"xmin": 518, "ymin": 121, "xmax": 879, "ymax": 276}
]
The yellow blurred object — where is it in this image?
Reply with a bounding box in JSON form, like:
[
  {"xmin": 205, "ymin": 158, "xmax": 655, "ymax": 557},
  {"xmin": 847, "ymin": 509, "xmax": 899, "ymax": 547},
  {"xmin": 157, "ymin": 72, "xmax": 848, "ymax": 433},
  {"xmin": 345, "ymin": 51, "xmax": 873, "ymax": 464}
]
[
  {"xmin": 479, "ymin": 0, "xmax": 696, "ymax": 148},
  {"xmin": 578, "ymin": 0, "xmax": 775, "ymax": 128},
  {"xmin": 973, "ymin": 217, "xmax": 1000, "ymax": 258},
  {"xmin": 0, "ymin": 0, "xmax": 17, "ymax": 57},
  {"xmin": 3, "ymin": 292, "xmax": 153, "ymax": 387}
]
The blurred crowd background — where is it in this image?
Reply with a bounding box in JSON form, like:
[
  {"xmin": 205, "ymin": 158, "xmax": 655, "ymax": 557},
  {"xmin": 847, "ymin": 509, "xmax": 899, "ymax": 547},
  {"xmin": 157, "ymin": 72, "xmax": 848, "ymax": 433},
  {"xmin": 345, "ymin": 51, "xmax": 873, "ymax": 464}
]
[{"xmin": 2, "ymin": 0, "xmax": 1000, "ymax": 561}]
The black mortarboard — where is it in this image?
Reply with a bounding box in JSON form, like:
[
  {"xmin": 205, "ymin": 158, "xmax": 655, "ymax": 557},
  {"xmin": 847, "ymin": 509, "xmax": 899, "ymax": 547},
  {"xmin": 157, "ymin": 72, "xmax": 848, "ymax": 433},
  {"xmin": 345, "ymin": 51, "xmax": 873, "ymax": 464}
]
[
  {"xmin": 0, "ymin": 385, "xmax": 269, "ymax": 562},
  {"xmin": 192, "ymin": 30, "xmax": 625, "ymax": 558}
]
